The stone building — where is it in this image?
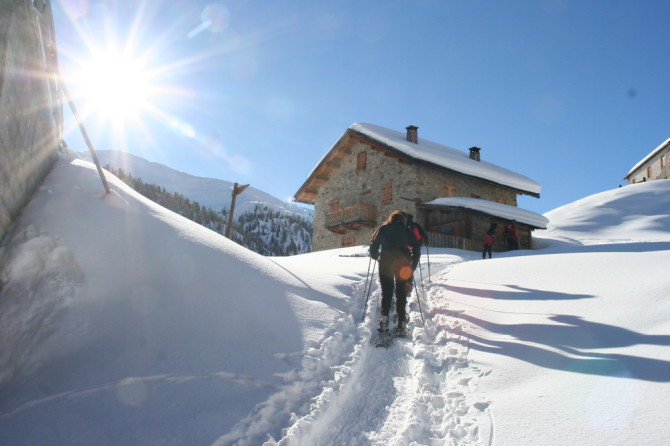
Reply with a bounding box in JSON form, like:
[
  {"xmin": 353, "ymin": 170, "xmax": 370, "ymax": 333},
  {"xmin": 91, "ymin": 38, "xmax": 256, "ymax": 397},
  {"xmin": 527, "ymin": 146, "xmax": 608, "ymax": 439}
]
[
  {"xmin": 0, "ymin": 0, "xmax": 62, "ymax": 241},
  {"xmin": 294, "ymin": 123, "xmax": 547, "ymax": 252},
  {"xmin": 624, "ymin": 138, "xmax": 670, "ymax": 184}
]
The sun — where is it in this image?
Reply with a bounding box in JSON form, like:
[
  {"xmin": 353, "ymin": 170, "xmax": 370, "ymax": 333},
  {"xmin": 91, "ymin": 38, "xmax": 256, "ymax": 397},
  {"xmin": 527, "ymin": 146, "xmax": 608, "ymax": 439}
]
[
  {"xmin": 60, "ymin": 8, "xmax": 207, "ymax": 154},
  {"xmin": 73, "ymin": 50, "xmax": 155, "ymax": 125}
]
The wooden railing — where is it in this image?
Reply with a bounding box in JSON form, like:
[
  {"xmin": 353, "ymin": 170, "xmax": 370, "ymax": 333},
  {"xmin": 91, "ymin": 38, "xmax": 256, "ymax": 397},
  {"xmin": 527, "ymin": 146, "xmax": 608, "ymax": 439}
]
[{"xmin": 427, "ymin": 232, "xmax": 472, "ymax": 251}]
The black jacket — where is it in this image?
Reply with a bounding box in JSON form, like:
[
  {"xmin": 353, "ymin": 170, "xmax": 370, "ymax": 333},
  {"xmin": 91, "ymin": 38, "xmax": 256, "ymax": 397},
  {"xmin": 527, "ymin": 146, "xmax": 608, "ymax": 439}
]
[{"xmin": 369, "ymin": 221, "xmax": 418, "ymax": 261}]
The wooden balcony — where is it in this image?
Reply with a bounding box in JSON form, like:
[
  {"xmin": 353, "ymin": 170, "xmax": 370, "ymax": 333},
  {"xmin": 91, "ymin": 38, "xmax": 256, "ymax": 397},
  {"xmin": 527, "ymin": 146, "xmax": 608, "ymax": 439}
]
[{"xmin": 325, "ymin": 204, "xmax": 377, "ymax": 233}]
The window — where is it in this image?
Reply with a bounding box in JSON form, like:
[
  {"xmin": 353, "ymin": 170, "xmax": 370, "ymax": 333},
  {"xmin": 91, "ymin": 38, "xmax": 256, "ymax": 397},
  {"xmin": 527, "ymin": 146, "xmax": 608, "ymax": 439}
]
[
  {"xmin": 357, "ymin": 152, "xmax": 367, "ymax": 172},
  {"xmin": 661, "ymin": 156, "xmax": 667, "ymax": 168},
  {"xmin": 382, "ymin": 183, "xmax": 393, "ymax": 205},
  {"xmin": 648, "ymin": 166, "xmax": 653, "ymax": 178},
  {"xmin": 330, "ymin": 199, "xmax": 340, "ymax": 212},
  {"xmin": 444, "ymin": 184, "xmax": 456, "ymax": 197}
]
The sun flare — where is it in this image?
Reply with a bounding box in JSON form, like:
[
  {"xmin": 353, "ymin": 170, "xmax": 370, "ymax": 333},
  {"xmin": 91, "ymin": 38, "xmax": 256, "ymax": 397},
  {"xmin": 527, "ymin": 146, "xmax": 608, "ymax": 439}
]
[
  {"xmin": 61, "ymin": 7, "xmax": 214, "ymax": 156},
  {"xmin": 73, "ymin": 50, "xmax": 155, "ymax": 124}
]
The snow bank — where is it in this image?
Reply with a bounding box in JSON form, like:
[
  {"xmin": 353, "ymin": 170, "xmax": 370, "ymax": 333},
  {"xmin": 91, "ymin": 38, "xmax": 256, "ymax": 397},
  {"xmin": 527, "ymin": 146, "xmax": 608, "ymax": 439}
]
[{"xmin": 0, "ymin": 156, "xmax": 341, "ymax": 445}]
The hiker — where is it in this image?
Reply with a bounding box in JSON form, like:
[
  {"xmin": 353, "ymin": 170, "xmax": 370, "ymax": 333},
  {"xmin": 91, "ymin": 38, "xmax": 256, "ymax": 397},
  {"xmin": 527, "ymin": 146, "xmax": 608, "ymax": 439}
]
[
  {"xmin": 482, "ymin": 223, "xmax": 497, "ymax": 259},
  {"xmin": 369, "ymin": 210, "xmax": 420, "ymax": 334},
  {"xmin": 503, "ymin": 220, "xmax": 519, "ymax": 250}
]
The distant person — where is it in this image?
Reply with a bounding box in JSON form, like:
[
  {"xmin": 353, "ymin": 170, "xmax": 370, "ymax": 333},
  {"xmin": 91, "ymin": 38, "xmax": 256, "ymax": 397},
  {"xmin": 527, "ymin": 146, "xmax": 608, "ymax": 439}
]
[
  {"xmin": 369, "ymin": 210, "xmax": 420, "ymax": 335},
  {"xmin": 482, "ymin": 223, "xmax": 497, "ymax": 259},
  {"xmin": 503, "ymin": 220, "xmax": 519, "ymax": 250}
]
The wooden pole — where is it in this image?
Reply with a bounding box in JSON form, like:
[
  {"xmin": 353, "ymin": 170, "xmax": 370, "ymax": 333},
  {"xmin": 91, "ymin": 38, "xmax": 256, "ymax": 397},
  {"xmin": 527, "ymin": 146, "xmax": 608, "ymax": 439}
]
[
  {"xmin": 225, "ymin": 182, "xmax": 250, "ymax": 239},
  {"xmin": 59, "ymin": 76, "xmax": 111, "ymax": 194}
]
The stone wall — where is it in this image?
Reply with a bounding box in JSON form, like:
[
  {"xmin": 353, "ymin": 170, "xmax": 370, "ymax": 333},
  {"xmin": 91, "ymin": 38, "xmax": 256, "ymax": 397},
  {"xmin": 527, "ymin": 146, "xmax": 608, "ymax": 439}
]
[
  {"xmin": 312, "ymin": 138, "xmax": 520, "ymax": 251},
  {"xmin": 0, "ymin": 0, "xmax": 61, "ymax": 241},
  {"xmin": 627, "ymin": 142, "xmax": 670, "ymax": 184}
]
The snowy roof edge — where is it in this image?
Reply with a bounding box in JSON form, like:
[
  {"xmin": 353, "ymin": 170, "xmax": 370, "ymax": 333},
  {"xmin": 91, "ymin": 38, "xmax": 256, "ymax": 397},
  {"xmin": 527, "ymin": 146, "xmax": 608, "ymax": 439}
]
[
  {"xmin": 625, "ymin": 137, "xmax": 670, "ymax": 178},
  {"xmin": 422, "ymin": 197, "xmax": 549, "ymax": 229},
  {"xmin": 349, "ymin": 123, "xmax": 542, "ymax": 196}
]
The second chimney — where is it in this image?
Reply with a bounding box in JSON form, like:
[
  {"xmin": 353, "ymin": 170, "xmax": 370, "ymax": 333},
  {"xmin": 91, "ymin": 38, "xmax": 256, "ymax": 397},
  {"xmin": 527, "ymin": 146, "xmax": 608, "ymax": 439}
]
[
  {"xmin": 406, "ymin": 125, "xmax": 419, "ymax": 144},
  {"xmin": 469, "ymin": 146, "xmax": 481, "ymax": 161}
]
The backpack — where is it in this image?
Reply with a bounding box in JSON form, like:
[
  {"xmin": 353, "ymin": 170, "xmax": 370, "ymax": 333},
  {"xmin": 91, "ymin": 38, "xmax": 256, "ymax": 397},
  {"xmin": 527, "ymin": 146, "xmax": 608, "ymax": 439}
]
[
  {"xmin": 411, "ymin": 226, "xmax": 422, "ymax": 245},
  {"xmin": 372, "ymin": 221, "xmax": 412, "ymax": 254},
  {"xmin": 407, "ymin": 221, "xmax": 427, "ymax": 247},
  {"xmin": 484, "ymin": 234, "xmax": 495, "ymax": 245}
]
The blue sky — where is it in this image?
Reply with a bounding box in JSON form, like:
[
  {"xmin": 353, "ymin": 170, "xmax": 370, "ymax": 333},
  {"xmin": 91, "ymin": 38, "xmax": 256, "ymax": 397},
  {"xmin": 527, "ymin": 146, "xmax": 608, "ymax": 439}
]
[{"xmin": 54, "ymin": 0, "xmax": 670, "ymax": 215}]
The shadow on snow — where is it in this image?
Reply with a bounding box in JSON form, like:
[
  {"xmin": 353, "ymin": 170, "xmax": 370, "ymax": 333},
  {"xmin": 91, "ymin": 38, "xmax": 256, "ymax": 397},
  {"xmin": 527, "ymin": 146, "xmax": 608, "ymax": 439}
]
[
  {"xmin": 434, "ymin": 283, "xmax": 596, "ymax": 301},
  {"xmin": 451, "ymin": 311, "xmax": 670, "ymax": 382}
]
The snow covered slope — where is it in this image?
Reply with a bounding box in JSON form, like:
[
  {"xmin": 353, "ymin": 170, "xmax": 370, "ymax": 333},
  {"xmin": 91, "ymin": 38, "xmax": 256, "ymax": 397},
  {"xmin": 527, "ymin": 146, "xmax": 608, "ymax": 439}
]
[
  {"xmin": 1, "ymin": 157, "xmax": 669, "ymax": 445},
  {"xmin": 538, "ymin": 179, "xmax": 670, "ymax": 245},
  {"xmin": 0, "ymin": 156, "xmax": 338, "ymax": 445}
]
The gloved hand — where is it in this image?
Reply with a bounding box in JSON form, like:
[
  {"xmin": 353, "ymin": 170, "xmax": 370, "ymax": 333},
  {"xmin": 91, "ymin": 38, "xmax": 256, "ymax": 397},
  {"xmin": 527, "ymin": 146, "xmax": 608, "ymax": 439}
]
[
  {"xmin": 411, "ymin": 252, "xmax": 420, "ymax": 270},
  {"xmin": 369, "ymin": 247, "xmax": 379, "ymax": 260}
]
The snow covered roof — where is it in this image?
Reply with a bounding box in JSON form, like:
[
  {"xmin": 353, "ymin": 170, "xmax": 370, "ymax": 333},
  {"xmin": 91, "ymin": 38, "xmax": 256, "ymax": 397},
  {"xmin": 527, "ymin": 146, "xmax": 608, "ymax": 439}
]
[
  {"xmin": 422, "ymin": 197, "xmax": 549, "ymax": 229},
  {"xmin": 625, "ymin": 137, "xmax": 670, "ymax": 178},
  {"xmin": 350, "ymin": 123, "xmax": 542, "ymax": 196}
]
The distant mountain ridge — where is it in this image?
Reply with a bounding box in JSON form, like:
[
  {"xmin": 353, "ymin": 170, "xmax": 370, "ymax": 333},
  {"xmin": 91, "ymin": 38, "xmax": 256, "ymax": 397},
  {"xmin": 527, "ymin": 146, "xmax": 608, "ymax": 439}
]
[
  {"xmin": 80, "ymin": 150, "xmax": 313, "ymax": 220},
  {"xmin": 79, "ymin": 150, "xmax": 313, "ymax": 255}
]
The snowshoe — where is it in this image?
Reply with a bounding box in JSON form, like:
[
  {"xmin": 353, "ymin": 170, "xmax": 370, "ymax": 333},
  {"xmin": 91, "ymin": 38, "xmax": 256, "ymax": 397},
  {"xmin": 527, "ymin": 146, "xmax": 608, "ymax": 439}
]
[
  {"xmin": 396, "ymin": 320, "xmax": 409, "ymax": 338},
  {"xmin": 378, "ymin": 315, "xmax": 389, "ymax": 332},
  {"xmin": 373, "ymin": 331, "xmax": 393, "ymax": 348}
]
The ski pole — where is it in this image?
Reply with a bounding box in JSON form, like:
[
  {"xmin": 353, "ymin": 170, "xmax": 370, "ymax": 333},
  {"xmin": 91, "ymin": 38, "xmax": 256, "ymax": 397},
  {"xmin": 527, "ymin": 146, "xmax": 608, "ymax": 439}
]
[
  {"xmin": 413, "ymin": 275, "xmax": 425, "ymax": 325},
  {"xmin": 413, "ymin": 261, "xmax": 426, "ymax": 324},
  {"xmin": 418, "ymin": 261, "xmax": 427, "ymax": 311},
  {"xmin": 363, "ymin": 255, "xmax": 372, "ymax": 302},
  {"xmin": 425, "ymin": 243, "xmax": 431, "ymax": 283},
  {"xmin": 362, "ymin": 259, "xmax": 377, "ymax": 322},
  {"xmin": 418, "ymin": 271, "xmax": 427, "ymax": 316},
  {"xmin": 366, "ymin": 259, "xmax": 376, "ymax": 299}
]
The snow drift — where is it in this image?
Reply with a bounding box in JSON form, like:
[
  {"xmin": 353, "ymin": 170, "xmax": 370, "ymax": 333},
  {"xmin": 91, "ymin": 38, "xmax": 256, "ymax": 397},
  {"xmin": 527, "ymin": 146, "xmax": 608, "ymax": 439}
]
[{"xmin": 0, "ymin": 157, "xmax": 344, "ymax": 445}]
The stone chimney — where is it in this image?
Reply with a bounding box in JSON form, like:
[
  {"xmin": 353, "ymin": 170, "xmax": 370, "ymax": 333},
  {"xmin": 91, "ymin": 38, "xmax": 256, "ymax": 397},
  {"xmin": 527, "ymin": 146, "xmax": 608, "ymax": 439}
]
[
  {"xmin": 405, "ymin": 125, "xmax": 419, "ymax": 144},
  {"xmin": 469, "ymin": 146, "xmax": 481, "ymax": 161}
]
